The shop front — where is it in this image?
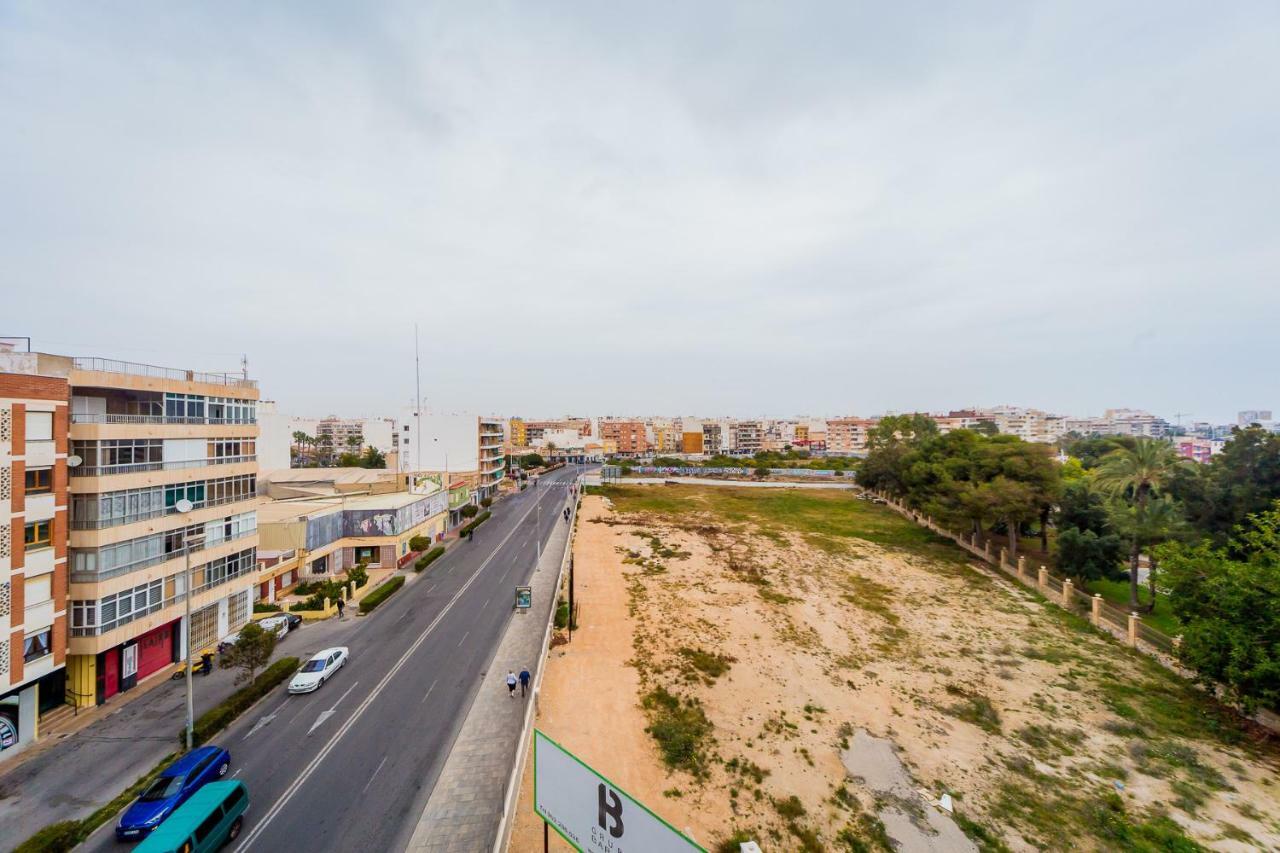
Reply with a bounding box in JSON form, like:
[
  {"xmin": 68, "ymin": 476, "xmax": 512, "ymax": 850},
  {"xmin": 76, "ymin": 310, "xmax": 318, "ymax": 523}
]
[{"xmin": 95, "ymin": 619, "xmax": 177, "ymax": 703}]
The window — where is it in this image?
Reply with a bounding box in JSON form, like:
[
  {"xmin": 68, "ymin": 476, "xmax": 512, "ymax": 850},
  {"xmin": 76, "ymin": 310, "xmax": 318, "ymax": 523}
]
[
  {"xmin": 194, "ymin": 810, "xmax": 221, "ymax": 844},
  {"xmin": 354, "ymin": 546, "xmax": 377, "ymax": 564},
  {"xmin": 24, "ymin": 520, "xmax": 52, "ymax": 549},
  {"xmin": 24, "ymin": 468, "xmax": 52, "ymax": 494},
  {"xmin": 23, "ymin": 629, "xmax": 51, "ymax": 663},
  {"xmin": 24, "ymin": 411, "xmax": 53, "ymax": 441},
  {"xmin": 25, "ymin": 575, "xmax": 51, "ymax": 605}
]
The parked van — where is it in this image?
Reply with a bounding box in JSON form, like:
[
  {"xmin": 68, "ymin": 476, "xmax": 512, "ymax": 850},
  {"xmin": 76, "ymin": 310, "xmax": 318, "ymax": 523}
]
[{"xmin": 134, "ymin": 780, "xmax": 248, "ymax": 853}]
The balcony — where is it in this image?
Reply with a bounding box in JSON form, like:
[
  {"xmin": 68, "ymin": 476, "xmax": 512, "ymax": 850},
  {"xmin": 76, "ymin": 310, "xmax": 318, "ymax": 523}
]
[
  {"xmin": 70, "ymin": 413, "xmax": 257, "ymax": 426},
  {"xmin": 71, "ymin": 455, "xmax": 255, "ymax": 477},
  {"xmin": 70, "ymin": 561, "xmax": 255, "ymax": 638},
  {"xmin": 70, "ymin": 526, "xmax": 257, "ymax": 584},
  {"xmin": 71, "ymin": 491, "xmax": 257, "ymax": 530},
  {"xmin": 74, "ymin": 357, "xmax": 258, "ymax": 390}
]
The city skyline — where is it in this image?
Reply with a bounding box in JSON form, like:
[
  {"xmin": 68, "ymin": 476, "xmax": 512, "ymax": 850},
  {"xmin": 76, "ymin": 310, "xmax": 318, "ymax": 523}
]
[{"xmin": 4, "ymin": 2, "xmax": 1279, "ymax": 422}]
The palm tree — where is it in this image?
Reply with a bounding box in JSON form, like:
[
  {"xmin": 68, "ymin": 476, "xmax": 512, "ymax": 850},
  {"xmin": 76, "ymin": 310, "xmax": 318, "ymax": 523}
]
[{"xmin": 1093, "ymin": 439, "xmax": 1189, "ymax": 609}]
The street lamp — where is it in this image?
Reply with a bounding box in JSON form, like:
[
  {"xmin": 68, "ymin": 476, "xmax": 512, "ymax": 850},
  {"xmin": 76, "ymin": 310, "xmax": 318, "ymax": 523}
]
[{"xmin": 175, "ymin": 499, "xmax": 205, "ymax": 751}]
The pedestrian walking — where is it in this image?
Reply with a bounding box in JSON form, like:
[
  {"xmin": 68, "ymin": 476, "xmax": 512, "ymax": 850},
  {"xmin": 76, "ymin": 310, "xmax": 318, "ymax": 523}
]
[
  {"xmin": 519, "ymin": 667, "xmax": 531, "ymax": 697},
  {"xmin": 336, "ymin": 597, "xmax": 345, "ymax": 619},
  {"xmin": 506, "ymin": 670, "xmax": 518, "ymax": 697}
]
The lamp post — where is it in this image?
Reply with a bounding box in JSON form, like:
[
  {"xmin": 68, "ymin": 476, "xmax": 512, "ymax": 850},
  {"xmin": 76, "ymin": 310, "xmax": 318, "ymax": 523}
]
[{"xmin": 175, "ymin": 500, "xmax": 205, "ymax": 751}]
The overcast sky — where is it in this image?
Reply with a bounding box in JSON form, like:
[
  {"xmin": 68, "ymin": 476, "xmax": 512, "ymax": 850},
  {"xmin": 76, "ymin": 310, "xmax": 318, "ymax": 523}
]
[{"xmin": 3, "ymin": 2, "xmax": 1277, "ymax": 423}]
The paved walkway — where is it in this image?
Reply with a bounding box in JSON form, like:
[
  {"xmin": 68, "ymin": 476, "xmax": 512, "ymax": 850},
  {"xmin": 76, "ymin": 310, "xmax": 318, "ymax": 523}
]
[
  {"xmin": 0, "ymin": 614, "xmax": 356, "ymax": 849},
  {"xmin": 406, "ymin": 497, "xmax": 573, "ymax": 852}
]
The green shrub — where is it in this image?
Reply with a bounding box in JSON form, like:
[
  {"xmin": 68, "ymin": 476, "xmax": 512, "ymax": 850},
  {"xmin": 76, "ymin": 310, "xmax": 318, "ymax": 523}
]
[
  {"xmin": 345, "ymin": 562, "xmax": 369, "ymax": 589},
  {"xmin": 360, "ymin": 575, "xmax": 405, "ymax": 613},
  {"xmin": 13, "ymin": 820, "xmax": 82, "ymax": 853},
  {"xmin": 460, "ymin": 503, "xmax": 480, "ymax": 519},
  {"xmin": 415, "ymin": 546, "xmax": 446, "ymax": 572},
  {"xmin": 182, "ymin": 657, "xmax": 299, "ymax": 747},
  {"xmin": 459, "ymin": 511, "xmax": 491, "ymax": 536},
  {"xmin": 409, "ymin": 535, "xmax": 431, "ymax": 552},
  {"xmin": 480, "ymin": 496, "xmax": 493, "ymax": 508},
  {"xmin": 554, "ymin": 596, "xmax": 578, "ymax": 630},
  {"xmin": 292, "ymin": 581, "xmax": 317, "ymax": 595},
  {"xmin": 252, "ymin": 602, "xmax": 282, "ymax": 613},
  {"xmin": 291, "ymin": 579, "xmax": 345, "ymax": 611},
  {"xmin": 642, "ymin": 687, "xmax": 712, "ymax": 776}
]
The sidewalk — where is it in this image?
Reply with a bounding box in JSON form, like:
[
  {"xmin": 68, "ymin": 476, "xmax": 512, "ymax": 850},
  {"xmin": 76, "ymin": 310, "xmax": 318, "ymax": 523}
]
[
  {"xmin": 406, "ymin": 498, "xmax": 573, "ymax": 852},
  {"xmin": 0, "ymin": 614, "xmax": 355, "ymax": 849}
]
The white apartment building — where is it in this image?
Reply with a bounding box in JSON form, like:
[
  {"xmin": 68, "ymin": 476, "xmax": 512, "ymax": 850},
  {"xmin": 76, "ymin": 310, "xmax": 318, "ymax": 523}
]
[{"xmin": 395, "ymin": 411, "xmax": 505, "ymax": 500}]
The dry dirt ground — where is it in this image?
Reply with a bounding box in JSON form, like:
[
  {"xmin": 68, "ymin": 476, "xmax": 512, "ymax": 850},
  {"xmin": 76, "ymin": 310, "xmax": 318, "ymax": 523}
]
[{"xmin": 511, "ymin": 486, "xmax": 1280, "ymax": 852}]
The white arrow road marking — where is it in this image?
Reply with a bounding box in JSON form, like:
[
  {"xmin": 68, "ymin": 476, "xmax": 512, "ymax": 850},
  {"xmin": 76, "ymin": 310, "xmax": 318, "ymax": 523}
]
[
  {"xmin": 244, "ymin": 700, "xmax": 290, "ymax": 740},
  {"xmin": 234, "ymin": 488, "xmax": 549, "ymax": 853},
  {"xmin": 307, "ymin": 682, "xmax": 358, "ymax": 736}
]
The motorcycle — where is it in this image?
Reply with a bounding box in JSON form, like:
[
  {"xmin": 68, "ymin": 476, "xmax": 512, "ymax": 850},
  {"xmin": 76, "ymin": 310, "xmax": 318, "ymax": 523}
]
[{"xmin": 171, "ymin": 649, "xmax": 217, "ymax": 679}]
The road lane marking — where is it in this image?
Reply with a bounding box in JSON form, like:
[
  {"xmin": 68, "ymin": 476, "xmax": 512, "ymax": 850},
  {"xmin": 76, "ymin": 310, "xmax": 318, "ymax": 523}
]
[
  {"xmin": 362, "ymin": 756, "xmax": 389, "ymax": 794},
  {"xmin": 456, "ymin": 630, "xmax": 470, "ymax": 648},
  {"xmin": 234, "ymin": 490, "xmax": 549, "ymax": 853},
  {"xmin": 420, "ymin": 678, "xmax": 438, "ymax": 704},
  {"xmin": 482, "ymin": 596, "xmax": 490, "ymax": 609},
  {"xmin": 307, "ymin": 681, "xmax": 359, "ymax": 735}
]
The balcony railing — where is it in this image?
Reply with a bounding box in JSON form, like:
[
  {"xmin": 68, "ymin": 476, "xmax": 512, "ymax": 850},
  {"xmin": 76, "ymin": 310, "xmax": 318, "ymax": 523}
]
[
  {"xmin": 70, "ymin": 527, "xmax": 257, "ymax": 584},
  {"xmin": 70, "ymin": 413, "xmax": 257, "ymax": 425},
  {"xmin": 71, "ymin": 492, "xmax": 257, "ymax": 530},
  {"xmin": 74, "ymin": 357, "xmax": 258, "ymax": 389},
  {"xmin": 71, "ymin": 456, "xmax": 256, "ymax": 477},
  {"xmin": 70, "ymin": 562, "xmax": 256, "ymax": 637}
]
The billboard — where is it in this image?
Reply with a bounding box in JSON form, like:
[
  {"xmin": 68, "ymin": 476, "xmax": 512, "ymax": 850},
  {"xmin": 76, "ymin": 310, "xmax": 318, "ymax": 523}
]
[{"xmin": 534, "ymin": 730, "xmax": 705, "ymax": 852}]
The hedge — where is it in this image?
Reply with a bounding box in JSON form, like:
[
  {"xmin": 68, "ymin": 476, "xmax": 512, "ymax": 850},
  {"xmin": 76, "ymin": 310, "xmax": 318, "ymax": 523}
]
[
  {"xmin": 181, "ymin": 656, "xmax": 300, "ymax": 747},
  {"xmin": 459, "ymin": 511, "xmax": 491, "ymax": 537},
  {"xmin": 360, "ymin": 575, "xmax": 405, "ymax": 613},
  {"xmin": 253, "ymin": 602, "xmax": 282, "ymax": 613},
  {"xmin": 415, "ymin": 546, "xmax": 446, "ymax": 572}
]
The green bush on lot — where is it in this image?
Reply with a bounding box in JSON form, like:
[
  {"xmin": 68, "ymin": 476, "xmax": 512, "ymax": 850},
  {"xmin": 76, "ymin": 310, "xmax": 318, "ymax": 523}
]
[
  {"xmin": 360, "ymin": 575, "xmax": 405, "ymax": 613},
  {"xmin": 181, "ymin": 657, "xmax": 300, "ymax": 747},
  {"xmin": 415, "ymin": 546, "xmax": 446, "ymax": 572},
  {"xmin": 290, "ymin": 580, "xmax": 346, "ymax": 611},
  {"xmin": 409, "ymin": 535, "xmax": 431, "ymax": 552},
  {"xmin": 252, "ymin": 602, "xmax": 282, "ymax": 613}
]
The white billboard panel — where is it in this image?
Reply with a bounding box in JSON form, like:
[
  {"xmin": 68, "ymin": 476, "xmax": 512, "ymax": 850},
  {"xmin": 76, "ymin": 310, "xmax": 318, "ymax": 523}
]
[{"xmin": 534, "ymin": 730, "xmax": 705, "ymax": 852}]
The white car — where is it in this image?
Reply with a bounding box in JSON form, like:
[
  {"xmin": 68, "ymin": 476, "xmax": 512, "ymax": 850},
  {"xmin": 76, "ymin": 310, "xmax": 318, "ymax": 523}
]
[{"xmin": 288, "ymin": 647, "xmax": 349, "ymax": 694}]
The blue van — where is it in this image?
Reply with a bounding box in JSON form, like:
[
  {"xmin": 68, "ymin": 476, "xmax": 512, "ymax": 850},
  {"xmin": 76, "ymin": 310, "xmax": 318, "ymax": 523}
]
[{"xmin": 134, "ymin": 781, "xmax": 249, "ymax": 852}]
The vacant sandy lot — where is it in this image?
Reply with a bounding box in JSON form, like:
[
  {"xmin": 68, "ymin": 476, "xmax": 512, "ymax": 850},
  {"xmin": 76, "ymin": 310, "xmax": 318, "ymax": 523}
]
[{"xmin": 512, "ymin": 486, "xmax": 1280, "ymax": 852}]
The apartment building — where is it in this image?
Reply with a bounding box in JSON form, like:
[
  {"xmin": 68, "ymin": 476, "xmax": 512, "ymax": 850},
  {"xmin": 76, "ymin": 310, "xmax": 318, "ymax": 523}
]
[
  {"xmin": 0, "ymin": 354, "xmax": 69, "ymax": 755},
  {"xmin": 0, "ymin": 353, "xmax": 263, "ymax": 709},
  {"xmin": 701, "ymin": 423, "xmax": 723, "ymax": 455},
  {"xmin": 395, "ymin": 412, "xmax": 506, "ymax": 501},
  {"xmin": 509, "ymin": 418, "xmax": 527, "ymax": 448},
  {"xmin": 826, "ymin": 418, "xmax": 874, "ymax": 455},
  {"xmin": 651, "ymin": 422, "xmax": 680, "ymax": 454},
  {"xmin": 315, "ymin": 416, "xmax": 364, "ymax": 454},
  {"xmin": 733, "ymin": 421, "xmax": 763, "ymax": 455},
  {"xmin": 599, "ymin": 420, "xmax": 648, "ymax": 456}
]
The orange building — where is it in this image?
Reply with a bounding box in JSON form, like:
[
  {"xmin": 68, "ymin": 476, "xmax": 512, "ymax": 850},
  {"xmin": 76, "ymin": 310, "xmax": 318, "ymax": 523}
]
[
  {"xmin": 599, "ymin": 421, "xmax": 648, "ymax": 456},
  {"xmin": 1, "ymin": 352, "xmax": 70, "ymax": 755}
]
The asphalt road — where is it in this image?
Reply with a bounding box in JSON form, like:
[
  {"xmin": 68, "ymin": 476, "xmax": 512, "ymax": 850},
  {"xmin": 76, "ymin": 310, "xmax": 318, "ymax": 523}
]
[{"xmin": 81, "ymin": 466, "xmax": 585, "ymax": 853}]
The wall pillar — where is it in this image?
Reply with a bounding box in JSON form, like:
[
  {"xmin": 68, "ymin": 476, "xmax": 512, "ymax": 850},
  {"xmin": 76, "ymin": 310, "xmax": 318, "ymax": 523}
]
[
  {"xmin": 350, "ymin": 581, "xmax": 357, "ymax": 599},
  {"xmin": 1018, "ymin": 556, "xmax": 1027, "ymax": 578},
  {"xmin": 1127, "ymin": 612, "xmax": 1140, "ymax": 647},
  {"xmin": 1091, "ymin": 594, "xmax": 1102, "ymax": 628},
  {"xmin": 998, "ymin": 547, "xmax": 1007, "ymax": 568},
  {"xmin": 1062, "ymin": 578, "xmax": 1074, "ymax": 608},
  {"xmin": 983, "ymin": 541, "xmax": 991, "ymax": 560},
  {"xmin": 1037, "ymin": 565, "xmax": 1047, "ymax": 590}
]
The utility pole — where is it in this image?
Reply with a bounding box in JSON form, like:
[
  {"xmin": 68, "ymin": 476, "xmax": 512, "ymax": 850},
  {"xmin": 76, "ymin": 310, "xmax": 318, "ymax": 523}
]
[
  {"xmin": 184, "ymin": 539, "xmax": 194, "ymax": 750},
  {"xmin": 414, "ymin": 324, "xmax": 422, "ymax": 473}
]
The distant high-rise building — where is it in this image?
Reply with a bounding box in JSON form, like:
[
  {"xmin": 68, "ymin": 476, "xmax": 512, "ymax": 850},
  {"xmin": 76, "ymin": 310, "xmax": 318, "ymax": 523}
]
[{"xmin": 1238, "ymin": 410, "xmax": 1273, "ymax": 426}]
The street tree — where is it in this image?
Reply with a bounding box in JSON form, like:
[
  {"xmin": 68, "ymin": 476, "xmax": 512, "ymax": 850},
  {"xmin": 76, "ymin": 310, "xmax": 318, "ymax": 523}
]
[{"xmin": 222, "ymin": 622, "xmax": 277, "ymax": 685}]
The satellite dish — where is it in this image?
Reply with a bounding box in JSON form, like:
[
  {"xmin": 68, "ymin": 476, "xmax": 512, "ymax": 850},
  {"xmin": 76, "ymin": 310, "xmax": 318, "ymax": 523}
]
[
  {"xmin": 67, "ymin": 455, "xmax": 83, "ymax": 468},
  {"xmin": 175, "ymin": 499, "xmax": 194, "ymax": 513}
]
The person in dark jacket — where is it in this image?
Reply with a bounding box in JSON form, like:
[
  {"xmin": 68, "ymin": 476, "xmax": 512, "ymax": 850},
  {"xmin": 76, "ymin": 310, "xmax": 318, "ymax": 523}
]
[{"xmin": 519, "ymin": 667, "xmax": 531, "ymax": 697}]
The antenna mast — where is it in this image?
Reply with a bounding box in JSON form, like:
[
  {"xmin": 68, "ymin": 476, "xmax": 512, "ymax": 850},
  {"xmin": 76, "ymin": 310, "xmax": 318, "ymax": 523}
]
[{"xmin": 414, "ymin": 324, "xmax": 422, "ymax": 472}]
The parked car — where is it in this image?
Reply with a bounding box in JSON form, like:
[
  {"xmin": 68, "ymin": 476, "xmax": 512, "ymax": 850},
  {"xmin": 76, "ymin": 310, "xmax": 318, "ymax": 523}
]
[
  {"xmin": 256, "ymin": 615, "xmax": 291, "ymax": 639},
  {"xmin": 282, "ymin": 612, "xmax": 302, "ymax": 631},
  {"xmin": 135, "ymin": 781, "xmax": 248, "ymax": 852},
  {"xmin": 288, "ymin": 647, "xmax": 349, "ymax": 694},
  {"xmin": 115, "ymin": 746, "xmax": 231, "ymax": 840}
]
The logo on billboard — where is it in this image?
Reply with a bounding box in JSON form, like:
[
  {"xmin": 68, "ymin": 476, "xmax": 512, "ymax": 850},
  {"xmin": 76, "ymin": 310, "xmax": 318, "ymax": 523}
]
[{"xmin": 535, "ymin": 730, "xmax": 704, "ymax": 852}]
